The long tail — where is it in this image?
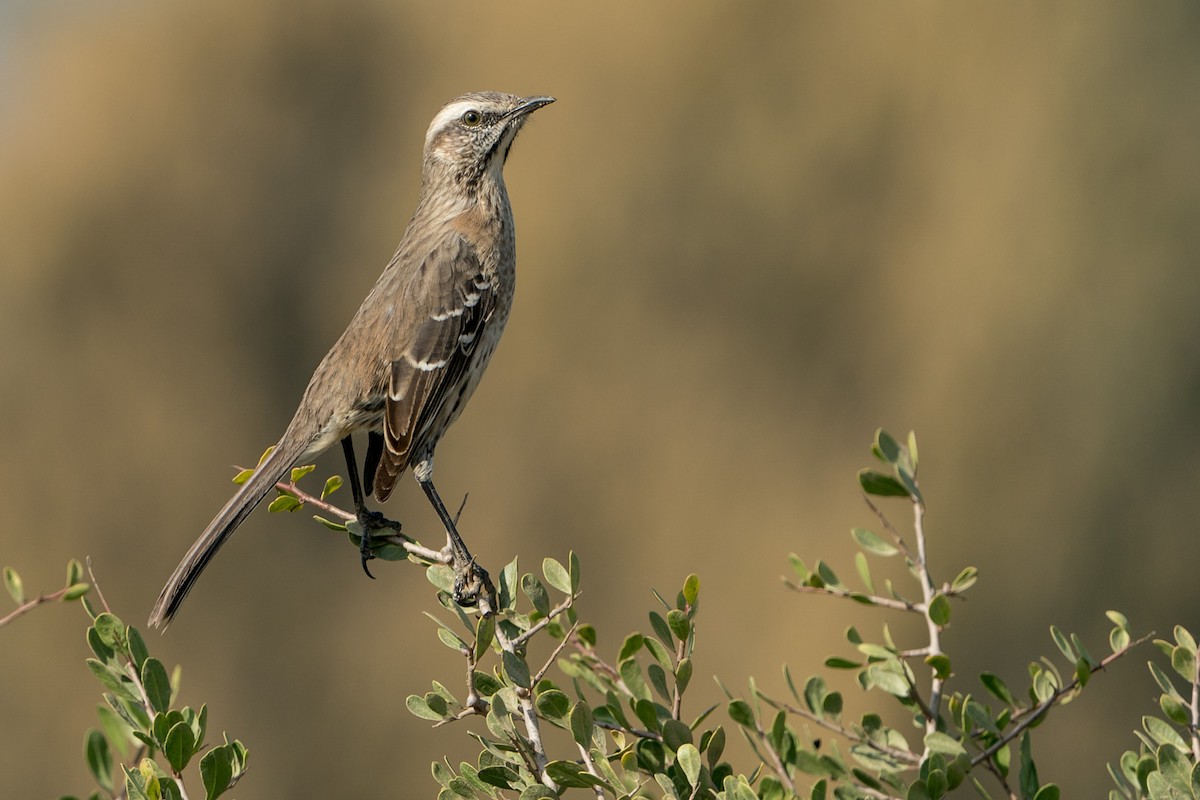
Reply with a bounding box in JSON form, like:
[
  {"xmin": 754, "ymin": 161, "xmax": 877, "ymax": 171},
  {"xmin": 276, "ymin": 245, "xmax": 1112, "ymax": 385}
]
[{"xmin": 149, "ymin": 435, "xmax": 311, "ymax": 628}]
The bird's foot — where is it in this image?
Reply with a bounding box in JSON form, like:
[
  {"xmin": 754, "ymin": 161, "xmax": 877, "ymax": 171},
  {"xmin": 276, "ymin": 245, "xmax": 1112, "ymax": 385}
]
[
  {"xmin": 452, "ymin": 558, "xmax": 491, "ymax": 611},
  {"xmin": 355, "ymin": 509, "xmax": 402, "ymax": 579}
]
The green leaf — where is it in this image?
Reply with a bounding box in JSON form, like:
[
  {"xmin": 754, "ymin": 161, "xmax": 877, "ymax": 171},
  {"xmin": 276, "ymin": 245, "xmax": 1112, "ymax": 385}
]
[
  {"xmin": 86, "ymin": 659, "xmax": 137, "ymax": 703},
  {"xmin": 1033, "ymin": 786, "xmax": 1060, "ymax": 800},
  {"xmin": 824, "ymin": 657, "xmax": 861, "ymax": 670},
  {"xmin": 667, "ymin": 609, "xmax": 690, "ymax": 641},
  {"xmin": 163, "ymin": 722, "xmax": 195, "ymax": 773},
  {"xmin": 542, "ymin": 558, "xmax": 571, "ymax": 594},
  {"xmin": 618, "ymin": 633, "xmax": 644, "ymax": 661},
  {"xmin": 474, "ymin": 615, "xmax": 495, "ymax": 661},
  {"xmin": 854, "ymin": 553, "xmax": 875, "ymax": 593},
  {"xmin": 662, "ymin": 719, "xmax": 692, "ymax": 751},
  {"xmin": 650, "ymin": 611, "xmax": 673, "ymax": 645},
  {"xmin": 267, "ymin": 494, "xmax": 302, "ymax": 513},
  {"xmin": 521, "ymin": 574, "xmax": 550, "ymax": 617},
  {"xmin": 858, "ymin": 469, "xmax": 910, "ymax": 497},
  {"xmin": 928, "ymin": 594, "xmax": 951, "ymax": 626},
  {"xmin": 569, "ymin": 701, "xmax": 594, "ymax": 746},
  {"xmin": 63, "ymin": 582, "xmax": 91, "ymax": 601},
  {"xmin": 517, "ymin": 787, "xmax": 558, "ymax": 800},
  {"xmin": 682, "ymin": 573, "xmax": 700, "ymax": 606},
  {"xmin": 675, "ymin": 658, "xmax": 693, "ymax": 694},
  {"xmin": 648, "ymin": 663, "xmax": 671, "ymax": 701},
  {"xmin": 569, "ymin": 550, "xmax": 581, "ymax": 593},
  {"xmin": 544, "ymin": 760, "xmax": 608, "ymax": 789},
  {"xmin": 1107, "ymin": 609, "xmax": 1130, "ymax": 629},
  {"xmin": 926, "ymin": 654, "xmax": 952, "ymax": 681},
  {"xmin": 727, "ymin": 700, "xmax": 755, "ymax": 726},
  {"xmin": 3, "ymin": 566, "xmax": 23, "ymax": 604},
  {"xmin": 924, "ymin": 731, "xmax": 966, "ymax": 757},
  {"xmin": 1161, "ymin": 694, "xmax": 1189, "ymax": 725},
  {"xmin": 437, "ymin": 628, "xmax": 468, "ymax": 653},
  {"xmin": 93, "ymin": 613, "xmax": 127, "ymax": 650},
  {"xmin": 950, "ymin": 566, "xmax": 978, "ymax": 593},
  {"xmin": 864, "ymin": 663, "xmax": 911, "ymax": 697},
  {"xmin": 231, "ymin": 467, "xmax": 254, "ymax": 485},
  {"xmin": 311, "ymin": 515, "xmax": 348, "ymax": 531},
  {"xmin": 851, "ymin": 528, "xmax": 899, "ymax": 557},
  {"xmin": 677, "ymin": 743, "xmax": 701, "ymax": 787},
  {"xmin": 875, "ymin": 429, "xmax": 902, "ymax": 464},
  {"xmin": 1050, "ymin": 626, "xmax": 1075, "ymax": 662},
  {"xmin": 535, "ymin": 689, "xmax": 570, "ymax": 722},
  {"xmin": 141, "ymin": 659, "xmax": 172, "ymax": 714},
  {"xmin": 1143, "ymin": 715, "xmax": 1189, "ymax": 751},
  {"xmin": 318, "ymin": 474, "xmax": 342, "ymax": 499},
  {"xmin": 290, "ymin": 464, "xmax": 315, "ymax": 483},
  {"xmin": 126, "ymin": 628, "xmax": 150, "ymax": 674},
  {"xmin": 1111, "ymin": 625, "xmax": 1131, "ymax": 653},
  {"xmin": 199, "ymin": 745, "xmax": 234, "ymax": 800},
  {"xmin": 502, "ymin": 652, "xmax": 531, "ymax": 689},
  {"xmin": 406, "ymin": 694, "xmax": 446, "ymax": 721},
  {"xmin": 1172, "ymin": 645, "xmax": 1197, "ymax": 682},
  {"xmin": 84, "ymin": 729, "xmax": 113, "ymax": 793}
]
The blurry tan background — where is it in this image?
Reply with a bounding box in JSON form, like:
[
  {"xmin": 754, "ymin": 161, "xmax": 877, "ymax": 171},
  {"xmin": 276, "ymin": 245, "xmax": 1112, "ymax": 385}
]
[{"xmin": 2, "ymin": 1, "xmax": 1199, "ymax": 796}]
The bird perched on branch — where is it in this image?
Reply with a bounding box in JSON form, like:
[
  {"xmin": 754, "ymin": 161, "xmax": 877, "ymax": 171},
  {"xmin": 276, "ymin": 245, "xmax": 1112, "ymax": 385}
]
[{"xmin": 150, "ymin": 91, "xmax": 554, "ymax": 628}]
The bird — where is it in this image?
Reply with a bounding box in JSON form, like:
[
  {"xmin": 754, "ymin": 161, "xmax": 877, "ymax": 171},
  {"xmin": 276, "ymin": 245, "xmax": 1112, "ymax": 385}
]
[{"xmin": 149, "ymin": 91, "xmax": 554, "ymax": 628}]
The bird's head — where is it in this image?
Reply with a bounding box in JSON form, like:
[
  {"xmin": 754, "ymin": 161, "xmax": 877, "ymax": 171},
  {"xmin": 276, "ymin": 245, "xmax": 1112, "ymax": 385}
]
[{"xmin": 422, "ymin": 91, "xmax": 555, "ymax": 191}]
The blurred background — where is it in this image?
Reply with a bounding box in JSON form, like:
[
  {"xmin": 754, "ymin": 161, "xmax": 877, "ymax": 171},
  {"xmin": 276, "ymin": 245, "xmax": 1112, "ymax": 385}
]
[{"xmin": 2, "ymin": 1, "xmax": 1199, "ymax": 796}]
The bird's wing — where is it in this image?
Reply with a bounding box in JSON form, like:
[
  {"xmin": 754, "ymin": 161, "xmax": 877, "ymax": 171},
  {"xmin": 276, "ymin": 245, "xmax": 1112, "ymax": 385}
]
[{"xmin": 372, "ymin": 235, "xmax": 494, "ymax": 500}]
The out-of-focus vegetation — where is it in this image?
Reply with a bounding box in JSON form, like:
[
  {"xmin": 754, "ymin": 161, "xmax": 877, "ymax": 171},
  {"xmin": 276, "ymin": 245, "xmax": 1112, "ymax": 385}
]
[{"xmin": 2, "ymin": 2, "xmax": 1199, "ymax": 796}]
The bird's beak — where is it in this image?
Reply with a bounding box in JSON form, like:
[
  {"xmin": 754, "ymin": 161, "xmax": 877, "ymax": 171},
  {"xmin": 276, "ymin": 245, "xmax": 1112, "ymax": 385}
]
[{"xmin": 507, "ymin": 96, "xmax": 556, "ymax": 119}]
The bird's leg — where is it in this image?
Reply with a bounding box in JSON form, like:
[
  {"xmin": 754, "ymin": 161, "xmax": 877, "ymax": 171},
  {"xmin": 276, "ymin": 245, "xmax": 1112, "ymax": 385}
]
[
  {"xmin": 341, "ymin": 436, "xmax": 402, "ymax": 578},
  {"xmin": 417, "ymin": 476, "xmax": 493, "ymax": 610}
]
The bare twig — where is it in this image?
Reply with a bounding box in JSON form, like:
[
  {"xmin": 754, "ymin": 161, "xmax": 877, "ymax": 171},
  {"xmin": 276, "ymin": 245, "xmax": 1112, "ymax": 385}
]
[
  {"xmin": 1192, "ymin": 648, "xmax": 1200, "ymax": 763},
  {"xmin": 492, "ymin": 622, "xmax": 555, "ymax": 791},
  {"xmin": 970, "ymin": 633, "xmax": 1152, "ymax": 769},
  {"xmin": 909, "ymin": 497, "xmax": 945, "ymax": 745},
  {"xmin": 782, "ymin": 580, "xmax": 920, "ymax": 613},
  {"xmin": 86, "ymin": 558, "xmax": 111, "ymax": 614},
  {"xmin": 576, "ymin": 743, "xmax": 606, "ymax": 799},
  {"xmin": 0, "ymin": 587, "xmax": 75, "ymax": 628},
  {"xmin": 263, "ymin": 472, "xmax": 452, "ymax": 564},
  {"xmin": 512, "ymin": 594, "xmax": 579, "ymax": 647},
  {"xmin": 756, "ymin": 693, "xmax": 919, "ymax": 767},
  {"xmin": 863, "ymin": 495, "xmax": 917, "ymax": 563}
]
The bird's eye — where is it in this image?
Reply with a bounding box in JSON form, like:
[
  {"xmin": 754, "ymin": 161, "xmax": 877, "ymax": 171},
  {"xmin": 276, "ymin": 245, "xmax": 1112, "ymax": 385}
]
[{"xmin": 461, "ymin": 110, "xmax": 483, "ymax": 127}]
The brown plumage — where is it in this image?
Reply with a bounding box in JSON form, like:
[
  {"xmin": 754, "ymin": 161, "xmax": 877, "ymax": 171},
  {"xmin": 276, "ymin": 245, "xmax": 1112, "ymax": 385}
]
[{"xmin": 149, "ymin": 91, "xmax": 553, "ymax": 628}]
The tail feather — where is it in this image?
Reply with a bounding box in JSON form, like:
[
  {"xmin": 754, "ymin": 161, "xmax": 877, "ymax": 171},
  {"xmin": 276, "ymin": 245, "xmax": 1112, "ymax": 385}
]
[{"xmin": 149, "ymin": 437, "xmax": 309, "ymax": 628}]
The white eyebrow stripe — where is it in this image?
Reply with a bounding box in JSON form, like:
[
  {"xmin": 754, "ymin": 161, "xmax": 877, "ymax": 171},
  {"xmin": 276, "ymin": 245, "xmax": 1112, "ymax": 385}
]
[{"xmin": 425, "ymin": 101, "xmax": 478, "ymax": 147}]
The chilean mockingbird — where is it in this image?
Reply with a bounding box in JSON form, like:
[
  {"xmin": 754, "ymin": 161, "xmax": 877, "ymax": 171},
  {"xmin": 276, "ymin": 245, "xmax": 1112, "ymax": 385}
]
[{"xmin": 149, "ymin": 91, "xmax": 554, "ymax": 627}]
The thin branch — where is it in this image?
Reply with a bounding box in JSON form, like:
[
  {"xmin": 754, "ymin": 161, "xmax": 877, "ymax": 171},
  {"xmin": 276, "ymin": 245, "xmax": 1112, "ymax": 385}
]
[
  {"xmin": 970, "ymin": 633, "xmax": 1153, "ymax": 769},
  {"xmin": 756, "ymin": 694, "xmax": 919, "ymax": 766},
  {"xmin": 492, "ymin": 622, "xmax": 555, "ymax": 791},
  {"xmin": 0, "ymin": 586, "xmax": 75, "ymax": 628},
  {"xmin": 576, "ymin": 743, "xmax": 606, "ymax": 799},
  {"xmin": 512, "ymin": 594, "xmax": 579, "ymax": 647},
  {"xmin": 862, "ymin": 495, "xmax": 917, "ymax": 563},
  {"xmin": 531, "ymin": 622, "xmax": 580, "ymax": 687},
  {"xmin": 672, "ymin": 634, "xmax": 687, "ymax": 720},
  {"xmin": 1192, "ymin": 648, "xmax": 1200, "ymax": 763},
  {"xmin": 265, "ymin": 473, "xmax": 451, "ymax": 564},
  {"xmin": 782, "ymin": 580, "xmax": 921, "ymax": 613},
  {"xmin": 910, "ymin": 497, "xmax": 944, "ymax": 745},
  {"xmin": 86, "ymin": 558, "xmax": 111, "ymax": 614}
]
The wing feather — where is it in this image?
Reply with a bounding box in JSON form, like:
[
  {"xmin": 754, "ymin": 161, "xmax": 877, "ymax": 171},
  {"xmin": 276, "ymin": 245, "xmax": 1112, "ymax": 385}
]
[{"xmin": 372, "ymin": 236, "xmax": 494, "ymax": 500}]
